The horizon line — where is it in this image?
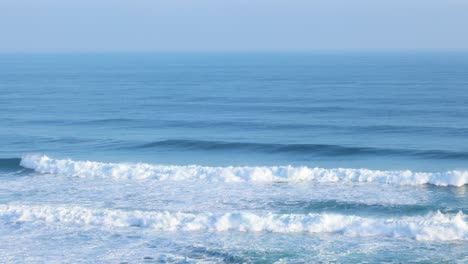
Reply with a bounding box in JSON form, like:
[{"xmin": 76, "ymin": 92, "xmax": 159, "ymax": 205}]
[{"xmin": 1, "ymin": 48, "xmax": 468, "ymax": 55}]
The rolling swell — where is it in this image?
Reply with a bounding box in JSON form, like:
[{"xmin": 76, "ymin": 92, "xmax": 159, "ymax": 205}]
[{"xmin": 134, "ymin": 139, "xmax": 468, "ymax": 160}]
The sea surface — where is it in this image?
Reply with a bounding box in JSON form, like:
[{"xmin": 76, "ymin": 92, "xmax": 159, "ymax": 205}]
[{"xmin": 0, "ymin": 52, "xmax": 467, "ymax": 263}]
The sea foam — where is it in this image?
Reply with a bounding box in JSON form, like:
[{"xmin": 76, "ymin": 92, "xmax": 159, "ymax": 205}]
[
  {"xmin": 0, "ymin": 204, "xmax": 466, "ymax": 241},
  {"xmin": 20, "ymin": 154, "xmax": 468, "ymax": 186}
]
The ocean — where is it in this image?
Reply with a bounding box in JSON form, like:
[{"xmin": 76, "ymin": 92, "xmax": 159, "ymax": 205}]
[{"xmin": 0, "ymin": 52, "xmax": 467, "ymax": 263}]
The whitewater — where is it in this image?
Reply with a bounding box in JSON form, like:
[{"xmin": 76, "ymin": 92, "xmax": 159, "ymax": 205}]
[
  {"xmin": 0, "ymin": 204, "xmax": 466, "ymax": 241},
  {"xmin": 20, "ymin": 155, "xmax": 468, "ymax": 186}
]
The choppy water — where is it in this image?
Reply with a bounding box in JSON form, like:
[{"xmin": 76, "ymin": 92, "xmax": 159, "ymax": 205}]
[{"xmin": 0, "ymin": 52, "xmax": 467, "ymax": 263}]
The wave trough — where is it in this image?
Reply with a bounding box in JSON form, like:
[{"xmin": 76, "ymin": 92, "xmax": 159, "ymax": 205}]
[{"xmin": 20, "ymin": 155, "xmax": 468, "ymax": 186}]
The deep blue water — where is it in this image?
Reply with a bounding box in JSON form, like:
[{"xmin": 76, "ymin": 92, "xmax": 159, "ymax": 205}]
[
  {"xmin": 2, "ymin": 52, "xmax": 468, "ymax": 169},
  {"xmin": 0, "ymin": 52, "xmax": 467, "ymax": 263}
]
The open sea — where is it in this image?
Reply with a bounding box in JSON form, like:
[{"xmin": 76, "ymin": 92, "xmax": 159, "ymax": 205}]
[{"xmin": 0, "ymin": 52, "xmax": 467, "ymax": 263}]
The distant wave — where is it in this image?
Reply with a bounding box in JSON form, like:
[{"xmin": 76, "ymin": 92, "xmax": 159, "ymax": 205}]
[
  {"xmin": 18, "ymin": 118, "xmax": 468, "ymax": 137},
  {"xmin": 0, "ymin": 204, "xmax": 465, "ymax": 241},
  {"xmin": 5, "ymin": 135, "xmax": 468, "ymax": 160},
  {"xmin": 133, "ymin": 139, "xmax": 468, "ymax": 159},
  {"xmin": 20, "ymin": 155, "xmax": 468, "ymax": 186}
]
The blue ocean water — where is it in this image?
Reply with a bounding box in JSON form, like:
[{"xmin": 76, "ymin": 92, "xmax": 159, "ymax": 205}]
[{"xmin": 0, "ymin": 52, "xmax": 467, "ymax": 263}]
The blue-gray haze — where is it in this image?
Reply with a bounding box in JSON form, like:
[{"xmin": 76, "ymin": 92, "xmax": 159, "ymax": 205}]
[{"xmin": 0, "ymin": 0, "xmax": 467, "ymax": 52}]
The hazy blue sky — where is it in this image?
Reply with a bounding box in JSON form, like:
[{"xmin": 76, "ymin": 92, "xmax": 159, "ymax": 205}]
[{"xmin": 1, "ymin": 0, "xmax": 467, "ymax": 52}]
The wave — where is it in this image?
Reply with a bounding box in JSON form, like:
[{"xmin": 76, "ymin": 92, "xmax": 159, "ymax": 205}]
[
  {"xmin": 0, "ymin": 158, "xmax": 26, "ymax": 173},
  {"xmin": 0, "ymin": 158, "xmax": 21, "ymax": 169},
  {"xmin": 18, "ymin": 117, "xmax": 468, "ymax": 137},
  {"xmin": 0, "ymin": 204, "xmax": 465, "ymax": 241},
  {"xmin": 269, "ymin": 200, "xmax": 467, "ymax": 216},
  {"xmin": 134, "ymin": 139, "xmax": 468, "ymax": 159},
  {"xmin": 20, "ymin": 155, "xmax": 468, "ymax": 186}
]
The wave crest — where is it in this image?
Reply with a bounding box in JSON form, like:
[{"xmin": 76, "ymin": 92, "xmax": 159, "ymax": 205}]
[{"xmin": 20, "ymin": 154, "xmax": 468, "ymax": 186}]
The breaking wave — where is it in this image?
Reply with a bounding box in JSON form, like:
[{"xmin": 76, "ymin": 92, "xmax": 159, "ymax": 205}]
[
  {"xmin": 0, "ymin": 204, "xmax": 465, "ymax": 241},
  {"xmin": 20, "ymin": 155, "xmax": 467, "ymax": 186}
]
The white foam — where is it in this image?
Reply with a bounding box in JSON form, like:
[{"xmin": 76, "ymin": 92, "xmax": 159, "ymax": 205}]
[
  {"xmin": 0, "ymin": 204, "xmax": 466, "ymax": 241},
  {"xmin": 20, "ymin": 154, "xmax": 468, "ymax": 186}
]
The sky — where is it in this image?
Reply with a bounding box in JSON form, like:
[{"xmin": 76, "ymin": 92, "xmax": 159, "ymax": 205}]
[{"xmin": 0, "ymin": 0, "xmax": 467, "ymax": 52}]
